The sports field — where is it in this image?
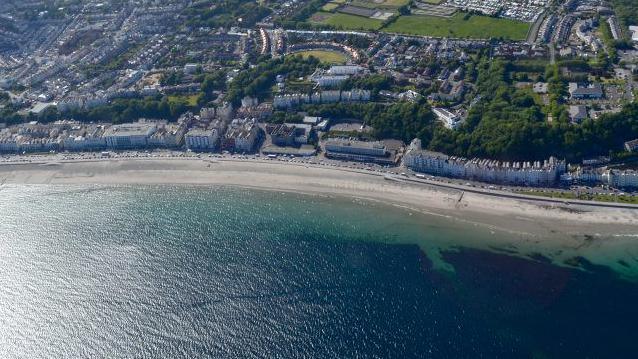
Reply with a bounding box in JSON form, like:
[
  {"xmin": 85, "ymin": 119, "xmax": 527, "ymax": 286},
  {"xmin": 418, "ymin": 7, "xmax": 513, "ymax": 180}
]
[
  {"xmin": 384, "ymin": 13, "xmax": 530, "ymax": 40},
  {"xmin": 309, "ymin": 11, "xmax": 384, "ymax": 31},
  {"xmin": 294, "ymin": 50, "xmax": 348, "ymax": 64}
]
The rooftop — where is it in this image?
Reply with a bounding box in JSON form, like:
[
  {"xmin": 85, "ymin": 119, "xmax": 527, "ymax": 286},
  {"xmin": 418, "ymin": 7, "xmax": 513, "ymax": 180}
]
[{"xmin": 102, "ymin": 123, "xmax": 156, "ymax": 137}]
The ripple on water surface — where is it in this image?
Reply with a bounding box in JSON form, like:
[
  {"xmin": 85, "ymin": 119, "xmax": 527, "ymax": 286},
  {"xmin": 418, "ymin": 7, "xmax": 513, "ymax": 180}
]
[{"xmin": 0, "ymin": 185, "xmax": 637, "ymax": 358}]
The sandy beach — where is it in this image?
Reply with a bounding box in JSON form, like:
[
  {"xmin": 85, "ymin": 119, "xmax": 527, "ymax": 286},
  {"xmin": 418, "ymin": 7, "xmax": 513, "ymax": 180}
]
[{"xmin": 1, "ymin": 157, "xmax": 637, "ymax": 241}]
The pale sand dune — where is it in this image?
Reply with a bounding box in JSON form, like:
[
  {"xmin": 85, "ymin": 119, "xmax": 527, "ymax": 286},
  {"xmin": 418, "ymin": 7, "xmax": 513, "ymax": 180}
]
[{"xmin": 1, "ymin": 158, "xmax": 637, "ymax": 240}]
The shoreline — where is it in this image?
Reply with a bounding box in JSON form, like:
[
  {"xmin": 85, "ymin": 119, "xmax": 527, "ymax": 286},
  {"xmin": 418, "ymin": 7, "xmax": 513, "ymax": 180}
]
[
  {"xmin": 1, "ymin": 157, "xmax": 637, "ymax": 241},
  {"xmin": 4, "ymin": 154, "xmax": 637, "ymax": 210}
]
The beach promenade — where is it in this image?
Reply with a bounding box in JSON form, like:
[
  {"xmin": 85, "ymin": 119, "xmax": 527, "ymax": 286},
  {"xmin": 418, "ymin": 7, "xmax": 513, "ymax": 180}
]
[{"xmin": 1, "ymin": 154, "xmax": 637, "ymax": 242}]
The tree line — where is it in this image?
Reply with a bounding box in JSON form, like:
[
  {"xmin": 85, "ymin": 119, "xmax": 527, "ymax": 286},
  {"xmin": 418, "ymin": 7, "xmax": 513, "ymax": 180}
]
[
  {"xmin": 303, "ymin": 101, "xmax": 437, "ymax": 144},
  {"xmin": 427, "ymin": 57, "xmax": 638, "ymax": 162}
]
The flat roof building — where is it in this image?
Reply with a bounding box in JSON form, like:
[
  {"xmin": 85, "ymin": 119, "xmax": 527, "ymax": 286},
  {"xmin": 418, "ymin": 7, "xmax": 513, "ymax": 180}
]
[
  {"xmin": 404, "ymin": 139, "xmax": 565, "ymax": 186},
  {"xmin": 625, "ymin": 139, "xmax": 638, "ymax": 152},
  {"xmin": 569, "ymin": 83, "xmax": 603, "ymax": 99},
  {"xmin": 185, "ymin": 128, "xmax": 219, "ymax": 151},
  {"xmin": 433, "ymin": 107, "xmax": 462, "ymax": 129},
  {"xmin": 103, "ymin": 123, "xmax": 157, "ymax": 149},
  {"xmin": 324, "ymin": 138, "xmax": 400, "ymax": 165}
]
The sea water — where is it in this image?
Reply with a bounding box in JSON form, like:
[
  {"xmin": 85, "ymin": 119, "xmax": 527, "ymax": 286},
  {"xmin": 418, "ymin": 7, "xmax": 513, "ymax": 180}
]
[{"xmin": 0, "ymin": 185, "xmax": 637, "ymax": 357}]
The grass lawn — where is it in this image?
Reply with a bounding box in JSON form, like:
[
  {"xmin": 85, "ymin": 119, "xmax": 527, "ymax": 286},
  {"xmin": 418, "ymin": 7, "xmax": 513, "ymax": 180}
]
[
  {"xmin": 321, "ymin": 2, "xmax": 340, "ymax": 11},
  {"xmin": 351, "ymin": 0, "xmax": 410, "ymax": 9},
  {"xmin": 383, "ymin": 13, "xmax": 530, "ymax": 40},
  {"xmin": 285, "ymin": 79, "xmax": 315, "ymax": 92},
  {"xmin": 167, "ymin": 94, "xmax": 199, "ymax": 107},
  {"xmin": 294, "ymin": 50, "xmax": 347, "ymax": 64},
  {"xmin": 308, "ymin": 11, "xmax": 384, "ymax": 30},
  {"xmin": 519, "ymin": 190, "xmax": 638, "ymax": 205}
]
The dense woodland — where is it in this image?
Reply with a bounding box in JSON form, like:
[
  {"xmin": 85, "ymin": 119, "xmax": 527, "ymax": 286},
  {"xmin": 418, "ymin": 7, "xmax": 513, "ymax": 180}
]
[
  {"xmin": 304, "ymin": 101, "xmax": 436, "ymax": 144},
  {"xmin": 274, "ymin": 0, "xmax": 325, "ymax": 29},
  {"xmin": 183, "ymin": 0, "xmax": 271, "ymax": 29},
  {"xmin": 428, "ymin": 58, "xmax": 638, "ymax": 162},
  {"xmin": 226, "ymin": 56, "xmax": 321, "ymax": 106},
  {"xmin": 610, "ymin": 0, "xmax": 638, "ymax": 28}
]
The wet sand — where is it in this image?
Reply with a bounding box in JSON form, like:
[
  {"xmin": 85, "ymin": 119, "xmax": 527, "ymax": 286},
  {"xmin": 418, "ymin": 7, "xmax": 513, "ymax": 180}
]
[{"xmin": 1, "ymin": 157, "xmax": 637, "ymax": 242}]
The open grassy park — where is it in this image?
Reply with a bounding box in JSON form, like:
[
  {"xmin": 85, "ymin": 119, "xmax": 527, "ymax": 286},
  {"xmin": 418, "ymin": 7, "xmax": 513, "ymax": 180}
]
[
  {"xmin": 306, "ymin": 6, "xmax": 530, "ymax": 40},
  {"xmin": 309, "ymin": 11, "xmax": 384, "ymax": 31},
  {"xmin": 384, "ymin": 13, "xmax": 530, "ymax": 40},
  {"xmin": 294, "ymin": 50, "xmax": 348, "ymax": 64},
  {"xmin": 350, "ymin": 0, "xmax": 410, "ymax": 9}
]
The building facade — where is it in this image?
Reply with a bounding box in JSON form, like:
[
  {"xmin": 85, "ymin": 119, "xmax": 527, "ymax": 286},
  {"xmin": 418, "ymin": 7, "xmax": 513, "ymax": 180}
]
[
  {"xmin": 185, "ymin": 128, "xmax": 219, "ymax": 151},
  {"xmin": 102, "ymin": 123, "xmax": 157, "ymax": 149},
  {"xmin": 404, "ymin": 139, "xmax": 566, "ymax": 186}
]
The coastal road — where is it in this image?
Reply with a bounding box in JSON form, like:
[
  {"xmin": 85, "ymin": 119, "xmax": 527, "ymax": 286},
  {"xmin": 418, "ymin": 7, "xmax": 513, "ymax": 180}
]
[
  {"xmin": 1, "ymin": 154, "xmax": 638, "ymax": 211},
  {"xmin": 392, "ymin": 175, "xmax": 638, "ymax": 210}
]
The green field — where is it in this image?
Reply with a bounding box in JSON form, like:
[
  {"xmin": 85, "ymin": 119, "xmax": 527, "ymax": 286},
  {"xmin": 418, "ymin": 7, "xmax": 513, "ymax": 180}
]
[
  {"xmin": 309, "ymin": 11, "xmax": 384, "ymax": 31},
  {"xmin": 294, "ymin": 50, "xmax": 347, "ymax": 64},
  {"xmin": 321, "ymin": 2, "xmax": 340, "ymax": 11},
  {"xmin": 384, "ymin": 13, "xmax": 530, "ymax": 40},
  {"xmin": 167, "ymin": 94, "xmax": 199, "ymax": 107},
  {"xmin": 520, "ymin": 190, "xmax": 638, "ymax": 205},
  {"xmin": 351, "ymin": 0, "xmax": 410, "ymax": 9}
]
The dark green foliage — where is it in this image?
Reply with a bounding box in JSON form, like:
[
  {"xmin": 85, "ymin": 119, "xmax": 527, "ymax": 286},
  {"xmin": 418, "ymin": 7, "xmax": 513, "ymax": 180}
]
[
  {"xmin": 610, "ymin": 0, "xmax": 638, "ymax": 28},
  {"xmin": 198, "ymin": 70, "xmax": 227, "ymax": 106},
  {"xmin": 160, "ymin": 71, "xmax": 183, "ymax": 86},
  {"xmin": 275, "ymin": 0, "xmax": 324, "ymax": 28},
  {"xmin": 201, "ymin": 70, "xmax": 226, "ymax": 93},
  {"xmin": 65, "ymin": 97, "xmax": 190, "ymax": 124},
  {"xmin": 269, "ymin": 111, "xmax": 303, "ymax": 124},
  {"xmin": 428, "ymin": 57, "xmax": 638, "ymax": 162},
  {"xmin": 183, "ymin": 0, "xmax": 271, "ymax": 28},
  {"xmin": 226, "ymin": 56, "xmax": 320, "ymax": 106},
  {"xmin": 304, "ymin": 101, "xmax": 436, "ymax": 144}
]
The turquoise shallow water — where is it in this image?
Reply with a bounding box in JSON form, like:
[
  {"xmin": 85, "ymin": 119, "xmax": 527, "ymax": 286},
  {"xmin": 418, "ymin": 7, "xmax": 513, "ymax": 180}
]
[{"xmin": 0, "ymin": 185, "xmax": 637, "ymax": 357}]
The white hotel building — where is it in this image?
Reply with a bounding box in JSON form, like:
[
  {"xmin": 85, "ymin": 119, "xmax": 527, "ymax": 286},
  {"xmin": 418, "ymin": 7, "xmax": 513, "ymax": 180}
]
[
  {"xmin": 273, "ymin": 89, "xmax": 371, "ymax": 109},
  {"xmin": 433, "ymin": 107, "xmax": 462, "ymax": 129},
  {"xmin": 602, "ymin": 170, "xmax": 638, "ymax": 188},
  {"xmin": 404, "ymin": 139, "xmax": 566, "ymax": 186},
  {"xmin": 185, "ymin": 128, "xmax": 219, "ymax": 151},
  {"xmin": 102, "ymin": 123, "xmax": 157, "ymax": 149}
]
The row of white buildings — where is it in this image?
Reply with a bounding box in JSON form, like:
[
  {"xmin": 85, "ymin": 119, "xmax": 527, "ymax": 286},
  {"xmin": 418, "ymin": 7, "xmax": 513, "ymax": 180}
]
[
  {"xmin": 273, "ymin": 89, "xmax": 370, "ymax": 109},
  {"xmin": 309, "ymin": 65, "xmax": 366, "ymax": 88},
  {"xmin": 0, "ymin": 109, "xmax": 261, "ymax": 153},
  {"xmin": 569, "ymin": 167, "xmax": 638, "ymax": 189},
  {"xmin": 183, "ymin": 117, "xmax": 261, "ymax": 153},
  {"xmin": 404, "ymin": 139, "xmax": 566, "ymax": 186},
  {"xmin": 221, "ymin": 118, "xmax": 260, "ymax": 153},
  {"xmin": 0, "ymin": 118, "xmax": 190, "ymax": 153},
  {"xmin": 446, "ymin": 0, "xmax": 548, "ymax": 22}
]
